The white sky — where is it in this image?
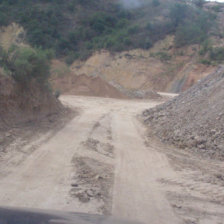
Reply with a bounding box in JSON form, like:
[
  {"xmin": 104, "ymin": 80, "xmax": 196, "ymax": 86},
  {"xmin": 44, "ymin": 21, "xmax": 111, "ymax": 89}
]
[{"xmin": 207, "ymin": 0, "xmax": 224, "ymax": 2}]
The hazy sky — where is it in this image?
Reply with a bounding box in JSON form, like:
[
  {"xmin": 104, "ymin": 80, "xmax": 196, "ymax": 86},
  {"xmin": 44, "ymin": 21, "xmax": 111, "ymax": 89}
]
[{"xmin": 208, "ymin": 0, "xmax": 224, "ymax": 2}]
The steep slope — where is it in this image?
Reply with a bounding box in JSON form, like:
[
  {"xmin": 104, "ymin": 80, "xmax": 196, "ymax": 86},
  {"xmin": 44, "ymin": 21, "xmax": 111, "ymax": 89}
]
[
  {"xmin": 1, "ymin": 1, "xmax": 224, "ymax": 97},
  {"xmin": 142, "ymin": 66, "xmax": 224, "ymax": 159},
  {"xmin": 0, "ymin": 73, "xmax": 62, "ymax": 131},
  {"xmin": 0, "ymin": 0, "xmax": 220, "ymax": 62},
  {"xmin": 70, "ymin": 37, "xmax": 216, "ymax": 93},
  {"xmin": 0, "ymin": 37, "xmax": 64, "ymax": 137}
]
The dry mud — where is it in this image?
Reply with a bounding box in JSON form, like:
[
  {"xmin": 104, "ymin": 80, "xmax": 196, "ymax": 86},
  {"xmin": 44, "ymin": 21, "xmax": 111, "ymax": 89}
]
[{"xmin": 0, "ymin": 95, "xmax": 223, "ymax": 224}]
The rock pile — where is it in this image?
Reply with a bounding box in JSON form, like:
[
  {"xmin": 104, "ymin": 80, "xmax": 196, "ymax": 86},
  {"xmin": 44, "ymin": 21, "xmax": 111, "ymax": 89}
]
[{"xmin": 143, "ymin": 66, "xmax": 224, "ymax": 159}]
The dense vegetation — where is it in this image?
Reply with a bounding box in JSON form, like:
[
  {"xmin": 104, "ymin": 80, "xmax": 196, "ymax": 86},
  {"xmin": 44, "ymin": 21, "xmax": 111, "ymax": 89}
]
[
  {"xmin": 0, "ymin": 45, "xmax": 52, "ymax": 86},
  {"xmin": 0, "ymin": 0, "xmax": 219, "ymax": 63}
]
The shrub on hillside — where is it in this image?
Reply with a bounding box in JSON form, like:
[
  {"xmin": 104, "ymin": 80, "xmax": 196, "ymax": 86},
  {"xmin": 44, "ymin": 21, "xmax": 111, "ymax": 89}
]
[
  {"xmin": 209, "ymin": 47, "xmax": 224, "ymax": 62},
  {"xmin": 211, "ymin": 5, "xmax": 223, "ymax": 12},
  {"xmin": 193, "ymin": 0, "xmax": 206, "ymax": 8},
  {"xmin": 19, "ymin": 7, "xmax": 63, "ymax": 49},
  {"xmin": 199, "ymin": 39, "xmax": 212, "ymax": 56},
  {"xmin": 199, "ymin": 58, "xmax": 211, "ymax": 65},
  {"xmin": 152, "ymin": 0, "xmax": 160, "ymax": 7},
  {"xmin": 0, "ymin": 0, "xmax": 217, "ymax": 62},
  {"xmin": 0, "ymin": 46, "xmax": 8, "ymax": 70},
  {"xmin": 4, "ymin": 46, "xmax": 53, "ymax": 85},
  {"xmin": 0, "ymin": 12, "xmax": 8, "ymax": 26},
  {"xmin": 175, "ymin": 22, "xmax": 207, "ymax": 47},
  {"xmin": 87, "ymin": 12, "xmax": 116, "ymax": 34},
  {"xmin": 150, "ymin": 51, "xmax": 171, "ymax": 61},
  {"xmin": 169, "ymin": 3, "xmax": 188, "ymax": 27},
  {"xmin": 173, "ymin": 3, "xmax": 215, "ymax": 47}
]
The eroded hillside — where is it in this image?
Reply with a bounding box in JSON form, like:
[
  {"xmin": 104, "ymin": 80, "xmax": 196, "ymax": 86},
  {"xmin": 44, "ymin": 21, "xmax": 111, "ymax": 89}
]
[
  {"xmin": 0, "ymin": 27, "xmax": 69, "ymax": 155},
  {"xmin": 1, "ymin": 1, "xmax": 224, "ymax": 97},
  {"xmin": 0, "ymin": 73, "xmax": 62, "ymax": 130},
  {"xmin": 70, "ymin": 37, "xmax": 216, "ymax": 93},
  {"xmin": 0, "ymin": 0, "xmax": 222, "ymax": 62}
]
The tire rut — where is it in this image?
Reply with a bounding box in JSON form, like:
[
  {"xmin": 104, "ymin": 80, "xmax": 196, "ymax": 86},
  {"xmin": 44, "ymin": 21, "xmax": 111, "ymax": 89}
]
[{"xmin": 69, "ymin": 112, "xmax": 115, "ymax": 215}]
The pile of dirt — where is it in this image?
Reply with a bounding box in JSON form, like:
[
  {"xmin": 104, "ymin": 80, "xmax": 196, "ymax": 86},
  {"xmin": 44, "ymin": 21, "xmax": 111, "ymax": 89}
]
[
  {"xmin": 51, "ymin": 73, "xmax": 126, "ymax": 99},
  {"xmin": 0, "ymin": 73, "xmax": 62, "ymax": 131},
  {"xmin": 142, "ymin": 66, "xmax": 224, "ymax": 159}
]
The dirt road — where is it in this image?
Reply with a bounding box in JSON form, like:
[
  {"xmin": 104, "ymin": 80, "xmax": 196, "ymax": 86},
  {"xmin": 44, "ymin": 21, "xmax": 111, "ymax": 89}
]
[{"xmin": 0, "ymin": 96, "xmax": 223, "ymax": 224}]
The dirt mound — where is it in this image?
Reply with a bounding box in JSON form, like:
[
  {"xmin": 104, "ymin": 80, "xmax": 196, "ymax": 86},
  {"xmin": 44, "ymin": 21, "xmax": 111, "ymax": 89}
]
[
  {"xmin": 51, "ymin": 73, "xmax": 126, "ymax": 99},
  {"xmin": 0, "ymin": 73, "xmax": 62, "ymax": 131},
  {"xmin": 142, "ymin": 66, "xmax": 224, "ymax": 159}
]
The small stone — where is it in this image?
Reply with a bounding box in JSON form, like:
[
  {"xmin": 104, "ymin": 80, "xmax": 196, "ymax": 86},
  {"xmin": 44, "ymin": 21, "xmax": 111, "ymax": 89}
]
[
  {"xmin": 76, "ymin": 192, "xmax": 90, "ymax": 203},
  {"xmin": 86, "ymin": 189, "xmax": 94, "ymax": 197},
  {"xmin": 95, "ymin": 175, "xmax": 103, "ymax": 180},
  {"xmin": 5, "ymin": 133, "xmax": 11, "ymax": 137},
  {"xmin": 198, "ymin": 144, "xmax": 205, "ymax": 149}
]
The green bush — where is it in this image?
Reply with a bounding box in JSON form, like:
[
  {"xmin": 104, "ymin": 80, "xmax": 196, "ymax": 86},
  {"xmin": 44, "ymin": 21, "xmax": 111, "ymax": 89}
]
[
  {"xmin": 0, "ymin": 0, "xmax": 217, "ymax": 61},
  {"xmin": 199, "ymin": 58, "xmax": 211, "ymax": 65},
  {"xmin": 175, "ymin": 22, "xmax": 207, "ymax": 47},
  {"xmin": 209, "ymin": 47, "xmax": 224, "ymax": 62},
  {"xmin": 152, "ymin": 0, "xmax": 160, "ymax": 7},
  {"xmin": 199, "ymin": 39, "xmax": 212, "ymax": 56},
  {"xmin": 5, "ymin": 46, "xmax": 52, "ymax": 85},
  {"xmin": 193, "ymin": 0, "xmax": 205, "ymax": 8},
  {"xmin": 0, "ymin": 46, "xmax": 8, "ymax": 69},
  {"xmin": 127, "ymin": 25, "xmax": 140, "ymax": 34},
  {"xmin": 145, "ymin": 22, "xmax": 152, "ymax": 31},
  {"xmin": 65, "ymin": 51, "xmax": 80, "ymax": 65},
  {"xmin": 138, "ymin": 38, "xmax": 152, "ymax": 50},
  {"xmin": 151, "ymin": 51, "xmax": 171, "ymax": 61},
  {"xmin": 0, "ymin": 12, "xmax": 8, "ymax": 26},
  {"xmin": 87, "ymin": 12, "xmax": 116, "ymax": 34},
  {"xmin": 169, "ymin": 3, "xmax": 188, "ymax": 27},
  {"xmin": 211, "ymin": 5, "xmax": 223, "ymax": 12},
  {"xmin": 157, "ymin": 52, "xmax": 171, "ymax": 61}
]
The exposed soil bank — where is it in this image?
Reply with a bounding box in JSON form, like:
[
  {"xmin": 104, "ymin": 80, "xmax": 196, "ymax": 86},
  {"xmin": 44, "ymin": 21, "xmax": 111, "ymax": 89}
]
[
  {"xmin": 0, "ymin": 73, "xmax": 71, "ymax": 155},
  {"xmin": 51, "ymin": 73, "xmax": 126, "ymax": 99},
  {"xmin": 0, "ymin": 74, "xmax": 62, "ymax": 130}
]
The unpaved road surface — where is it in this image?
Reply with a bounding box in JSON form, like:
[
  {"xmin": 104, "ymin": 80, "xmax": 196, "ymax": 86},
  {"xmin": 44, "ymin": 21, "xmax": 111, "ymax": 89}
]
[{"xmin": 0, "ymin": 96, "xmax": 223, "ymax": 224}]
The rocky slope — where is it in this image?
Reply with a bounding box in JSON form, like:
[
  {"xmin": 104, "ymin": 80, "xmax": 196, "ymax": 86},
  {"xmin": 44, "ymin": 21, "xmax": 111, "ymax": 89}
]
[{"xmin": 142, "ymin": 66, "xmax": 224, "ymax": 159}]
